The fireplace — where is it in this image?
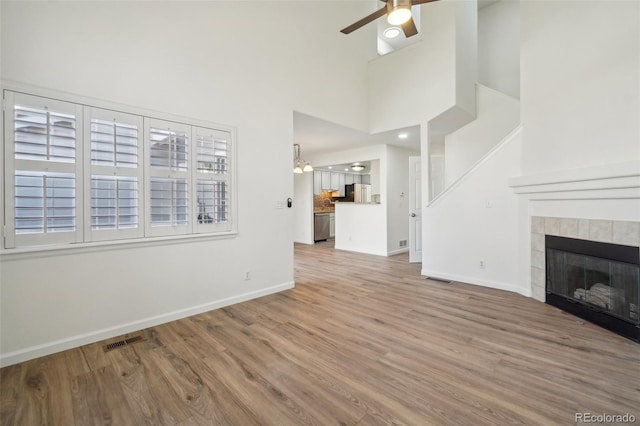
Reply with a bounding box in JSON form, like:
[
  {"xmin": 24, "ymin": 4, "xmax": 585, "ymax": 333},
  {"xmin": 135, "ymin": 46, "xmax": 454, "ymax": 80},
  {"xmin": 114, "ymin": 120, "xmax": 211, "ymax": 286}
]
[{"xmin": 545, "ymin": 235, "xmax": 640, "ymax": 342}]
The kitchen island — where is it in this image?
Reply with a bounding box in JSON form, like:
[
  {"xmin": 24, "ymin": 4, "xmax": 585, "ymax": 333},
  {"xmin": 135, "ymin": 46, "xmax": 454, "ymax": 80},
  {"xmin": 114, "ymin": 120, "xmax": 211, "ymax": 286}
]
[{"xmin": 334, "ymin": 202, "xmax": 386, "ymax": 256}]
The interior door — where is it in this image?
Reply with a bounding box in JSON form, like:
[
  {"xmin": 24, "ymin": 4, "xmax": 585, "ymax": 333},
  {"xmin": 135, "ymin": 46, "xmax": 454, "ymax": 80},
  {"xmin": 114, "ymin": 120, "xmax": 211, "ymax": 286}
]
[{"xmin": 409, "ymin": 156, "xmax": 422, "ymax": 263}]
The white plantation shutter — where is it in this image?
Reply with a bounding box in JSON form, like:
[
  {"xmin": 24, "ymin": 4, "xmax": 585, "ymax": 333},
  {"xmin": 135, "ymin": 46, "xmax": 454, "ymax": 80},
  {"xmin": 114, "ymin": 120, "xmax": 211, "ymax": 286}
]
[
  {"xmin": 144, "ymin": 118, "xmax": 191, "ymax": 236},
  {"xmin": 3, "ymin": 90, "xmax": 236, "ymax": 250},
  {"xmin": 14, "ymin": 171, "xmax": 76, "ymax": 233},
  {"xmin": 4, "ymin": 92, "xmax": 83, "ymax": 248},
  {"xmin": 84, "ymin": 107, "xmax": 143, "ymax": 241},
  {"xmin": 193, "ymin": 127, "xmax": 232, "ymax": 232}
]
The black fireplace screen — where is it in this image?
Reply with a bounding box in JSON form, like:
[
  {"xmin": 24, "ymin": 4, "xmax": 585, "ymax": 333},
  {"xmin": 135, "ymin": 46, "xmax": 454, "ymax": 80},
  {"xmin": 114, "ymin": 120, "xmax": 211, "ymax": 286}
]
[{"xmin": 545, "ymin": 235, "xmax": 640, "ymax": 342}]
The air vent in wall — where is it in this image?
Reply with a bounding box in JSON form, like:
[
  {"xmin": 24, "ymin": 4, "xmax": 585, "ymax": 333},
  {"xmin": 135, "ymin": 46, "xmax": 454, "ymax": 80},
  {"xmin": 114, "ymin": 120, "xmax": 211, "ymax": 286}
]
[{"xmin": 399, "ymin": 240, "xmax": 407, "ymax": 247}]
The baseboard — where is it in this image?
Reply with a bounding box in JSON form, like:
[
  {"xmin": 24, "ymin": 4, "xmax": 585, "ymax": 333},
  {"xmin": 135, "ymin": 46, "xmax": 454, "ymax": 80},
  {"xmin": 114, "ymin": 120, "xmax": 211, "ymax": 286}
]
[
  {"xmin": 0, "ymin": 281, "xmax": 294, "ymax": 368},
  {"xmin": 387, "ymin": 248, "xmax": 409, "ymax": 256},
  {"xmin": 334, "ymin": 244, "xmax": 388, "ymax": 257},
  {"xmin": 294, "ymin": 238, "xmax": 314, "ymax": 245},
  {"xmin": 420, "ymin": 269, "xmax": 531, "ymax": 298}
]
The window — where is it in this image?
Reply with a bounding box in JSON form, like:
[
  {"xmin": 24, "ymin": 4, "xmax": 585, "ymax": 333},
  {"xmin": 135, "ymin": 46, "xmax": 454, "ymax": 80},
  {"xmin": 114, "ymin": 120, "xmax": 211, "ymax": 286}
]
[
  {"xmin": 85, "ymin": 107, "xmax": 143, "ymax": 242},
  {"xmin": 145, "ymin": 119, "xmax": 191, "ymax": 236},
  {"xmin": 194, "ymin": 127, "xmax": 231, "ymax": 233},
  {"xmin": 3, "ymin": 90, "xmax": 236, "ymax": 250},
  {"xmin": 4, "ymin": 92, "xmax": 84, "ymax": 248}
]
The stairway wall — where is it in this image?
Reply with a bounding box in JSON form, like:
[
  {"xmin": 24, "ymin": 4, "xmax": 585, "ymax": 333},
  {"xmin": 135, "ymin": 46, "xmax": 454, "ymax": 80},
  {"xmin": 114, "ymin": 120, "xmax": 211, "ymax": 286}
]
[
  {"xmin": 445, "ymin": 84, "xmax": 520, "ymax": 187},
  {"xmin": 422, "ymin": 128, "xmax": 527, "ymax": 296}
]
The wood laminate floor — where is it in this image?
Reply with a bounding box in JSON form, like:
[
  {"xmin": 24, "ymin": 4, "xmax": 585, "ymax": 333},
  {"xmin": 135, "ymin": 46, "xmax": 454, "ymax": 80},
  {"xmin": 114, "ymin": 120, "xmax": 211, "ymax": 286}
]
[{"xmin": 1, "ymin": 242, "xmax": 639, "ymax": 425}]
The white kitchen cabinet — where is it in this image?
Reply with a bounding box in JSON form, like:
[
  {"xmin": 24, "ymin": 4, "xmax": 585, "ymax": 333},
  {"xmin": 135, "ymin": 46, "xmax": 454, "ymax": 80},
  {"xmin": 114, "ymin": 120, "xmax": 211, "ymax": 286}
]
[
  {"xmin": 361, "ymin": 174, "xmax": 371, "ymax": 185},
  {"xmin": 353, "ymin": 174, "xmax": 362, "ymax": 184},
  {"xmin": 338, "ymin": 173, "xmax": 346, "ymax": 196},
  {"xmin": 313, "ymin": 171, "xmax": 321, "ymax": 195},
  {"xmin": 330, "ymin": 172, "xmax": 340, "ymax": 190},
  {"xmin": 321, "ymin": 171, "xmax": 331, "ymax": 190},
  {"xmin": 345, "ymin": 174, "xmax": 354, "ymax": 185},
  {"xmin": 329, "ymin": 213, "xmax": 335, "ymax": 237}
]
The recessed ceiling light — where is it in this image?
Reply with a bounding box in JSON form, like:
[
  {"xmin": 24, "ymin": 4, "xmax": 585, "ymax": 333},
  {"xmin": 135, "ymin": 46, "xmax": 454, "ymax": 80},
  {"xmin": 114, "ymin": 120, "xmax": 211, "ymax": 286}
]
[
  {"xmin": 384, "ymin": 27, "xmax": 402, "ymax": 39},
  {"xmin": 345, "ymin": 168, "xmax": 349, "ymax": 171},
  {"xmin": 398, "ymin": 132, "xmax": 408, "ymax": 139},
  {"xmin": 328, "ymin": 166, "xmax": 332, "ymax": 169}
]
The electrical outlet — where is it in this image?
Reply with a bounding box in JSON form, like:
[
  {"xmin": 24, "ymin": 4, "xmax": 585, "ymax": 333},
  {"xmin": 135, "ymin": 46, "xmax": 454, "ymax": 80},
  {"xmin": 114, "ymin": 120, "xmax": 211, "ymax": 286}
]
[
  {"xmin": 244, "ymin": 271, "xmax": 251, "ymax": 280},
  {"xmin": 479, "ymin": 260, "xmax": 486, "ymax": 269}
]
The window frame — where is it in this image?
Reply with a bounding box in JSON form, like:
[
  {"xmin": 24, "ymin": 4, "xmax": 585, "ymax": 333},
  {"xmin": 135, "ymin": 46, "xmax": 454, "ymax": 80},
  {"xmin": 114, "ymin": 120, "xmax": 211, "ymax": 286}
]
[{"xmin": 2, "ymin": 87, "xmax": 238, "ymax": 253}]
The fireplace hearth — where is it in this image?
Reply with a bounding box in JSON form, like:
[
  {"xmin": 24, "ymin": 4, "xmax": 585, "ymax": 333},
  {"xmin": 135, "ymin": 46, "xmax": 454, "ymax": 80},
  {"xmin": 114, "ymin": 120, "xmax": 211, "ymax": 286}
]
[{"xmin": 545, "ymin": 235, "xmax": 639, "ymax": 342}]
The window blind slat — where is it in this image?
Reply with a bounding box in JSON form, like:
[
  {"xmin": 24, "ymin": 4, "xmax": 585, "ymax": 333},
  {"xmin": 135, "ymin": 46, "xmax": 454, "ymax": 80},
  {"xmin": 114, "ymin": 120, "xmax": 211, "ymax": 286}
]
[{"xmin": 90, "ymin": 176, "xmax": 139, "ymax": 230}]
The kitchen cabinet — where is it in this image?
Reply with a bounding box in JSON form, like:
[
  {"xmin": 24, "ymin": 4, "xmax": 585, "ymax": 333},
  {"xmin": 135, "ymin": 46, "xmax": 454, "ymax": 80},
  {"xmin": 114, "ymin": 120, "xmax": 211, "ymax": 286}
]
[
  {"xmin": 345, "ymin": 174, "xmax": 354, "ymax": 185},
  {"xmin": 313, "ymin": 171, "xmax": 321, "ymax": 195},
  {"xmin": 338, "ymin": 173, "xmax": 346, "ymax": 196},
  {"xmin": 330, "ymin": 172, "xmax": 340, "ymax": 190},
  {"xmin": 329, "ymin": 213, "xmax": 335, "ymax": 237},
  {"xmin": 353, "ymin": 174, "xmax": 362, "ymax": 184},
  {"xmin": 321, "ymin": 171, "xmax": 331, "ymax": 190},
  {"xmin": 361, "ymin": 174, "xmax": 370, "ymax": 184}
]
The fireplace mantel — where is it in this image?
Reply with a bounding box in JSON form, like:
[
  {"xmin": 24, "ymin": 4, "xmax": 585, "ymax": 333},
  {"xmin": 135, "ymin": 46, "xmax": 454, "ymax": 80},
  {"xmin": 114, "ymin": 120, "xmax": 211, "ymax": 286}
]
[{"xmin": 509, "ymin": 160, "xmax": 640, "ymax": 199}]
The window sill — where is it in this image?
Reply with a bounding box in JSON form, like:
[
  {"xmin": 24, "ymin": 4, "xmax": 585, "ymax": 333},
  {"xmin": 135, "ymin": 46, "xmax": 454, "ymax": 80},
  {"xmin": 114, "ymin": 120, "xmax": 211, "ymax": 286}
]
[{"xmin": 0, "ymin": 231, "xmax": 238, "ymax": 259}]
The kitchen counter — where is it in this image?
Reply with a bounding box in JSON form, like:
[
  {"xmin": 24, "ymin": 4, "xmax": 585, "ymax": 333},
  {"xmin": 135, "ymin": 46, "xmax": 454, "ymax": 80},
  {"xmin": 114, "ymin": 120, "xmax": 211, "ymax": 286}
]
[
  {"xmin": 334, "ymin": 202, "xmax": 386, "ymax": 256},
  {"xmin": 314, "ymin": 208, "xmax": 335, "ymax": 213}
]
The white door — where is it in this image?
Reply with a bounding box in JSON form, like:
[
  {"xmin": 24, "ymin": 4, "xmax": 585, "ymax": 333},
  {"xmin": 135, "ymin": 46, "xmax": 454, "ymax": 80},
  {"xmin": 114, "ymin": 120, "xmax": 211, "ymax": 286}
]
[{"xmin": 409, "ymin": 156, "xmax": 422, "ymax": 263}]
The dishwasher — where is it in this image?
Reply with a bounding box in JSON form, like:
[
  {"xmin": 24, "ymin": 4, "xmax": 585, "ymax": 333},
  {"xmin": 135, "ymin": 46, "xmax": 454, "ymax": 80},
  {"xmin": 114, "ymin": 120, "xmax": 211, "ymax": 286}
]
[{"xmin": 314, "ymin": 213, "xmax": 330, "ymax": 242}]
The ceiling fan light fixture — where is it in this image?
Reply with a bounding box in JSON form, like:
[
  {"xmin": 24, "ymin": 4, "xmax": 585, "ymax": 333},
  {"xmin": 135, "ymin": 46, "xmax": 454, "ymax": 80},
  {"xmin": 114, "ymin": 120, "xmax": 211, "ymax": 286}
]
[
  {"xmin": 387, "ymin": 0, "xmax": 412, "ymax": 26},
  {"xmin": 383, "ymin": 27, "xmax": 402, "ymax": 39}
]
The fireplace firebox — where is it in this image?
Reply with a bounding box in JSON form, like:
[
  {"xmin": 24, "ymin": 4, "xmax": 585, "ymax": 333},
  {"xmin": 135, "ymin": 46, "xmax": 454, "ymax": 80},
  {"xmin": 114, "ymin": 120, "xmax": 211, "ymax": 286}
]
[{"xmin": 545, "ymin": 235, "xmax": 639, "ymax": 342}]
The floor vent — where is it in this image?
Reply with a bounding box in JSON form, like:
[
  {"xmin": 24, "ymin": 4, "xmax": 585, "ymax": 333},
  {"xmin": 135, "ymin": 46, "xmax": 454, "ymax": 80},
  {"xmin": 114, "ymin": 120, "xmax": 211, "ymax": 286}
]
[
  {"xmin": 425, "ymin": 276, "xmax": 452, "ymax": 284},
  {"xmin": 103, "ymin": 335, "xmax": 145, "ymax": 352}
]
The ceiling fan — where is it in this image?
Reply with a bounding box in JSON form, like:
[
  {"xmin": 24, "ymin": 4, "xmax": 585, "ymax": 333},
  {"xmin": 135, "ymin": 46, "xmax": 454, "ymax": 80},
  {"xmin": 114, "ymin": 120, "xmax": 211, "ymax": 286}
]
[{"xmin": 340, "ymin": 0, "xmax": 439, "ymax": 38}]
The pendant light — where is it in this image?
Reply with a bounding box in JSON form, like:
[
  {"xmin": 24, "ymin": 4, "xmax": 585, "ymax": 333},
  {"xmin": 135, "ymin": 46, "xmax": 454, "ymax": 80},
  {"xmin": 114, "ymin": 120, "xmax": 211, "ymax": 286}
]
[{"xmin": 293, "ymin": 144, "xmax": 313, "ymax": 174}]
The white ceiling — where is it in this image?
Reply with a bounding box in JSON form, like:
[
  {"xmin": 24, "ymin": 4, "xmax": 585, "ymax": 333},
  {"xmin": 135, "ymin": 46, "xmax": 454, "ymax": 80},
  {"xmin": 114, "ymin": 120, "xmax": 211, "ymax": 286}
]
[{"xmin": 293, "ymin": 111, "xmax": 421, "ymax": 159}]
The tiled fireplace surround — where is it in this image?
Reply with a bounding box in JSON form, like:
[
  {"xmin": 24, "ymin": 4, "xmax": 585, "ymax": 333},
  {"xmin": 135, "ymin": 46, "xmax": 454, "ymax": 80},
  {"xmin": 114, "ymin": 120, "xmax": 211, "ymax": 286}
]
[{"xmin": 530, "ymin": 217, "xmax": 640, "ymax": 302}]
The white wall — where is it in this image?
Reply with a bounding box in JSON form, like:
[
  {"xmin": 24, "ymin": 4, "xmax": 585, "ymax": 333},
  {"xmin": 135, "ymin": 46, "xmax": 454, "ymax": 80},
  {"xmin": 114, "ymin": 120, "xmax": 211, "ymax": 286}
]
[
  {"xmin": 293, "ymin": 172, "xmax": 314, "ymax": 245},
  {"xmin": 0, "ymin": 1, "xmax": 373, "ymax": 365},
  {"xmin": 444, "ymin": 84, "xmax": 520, "ymax": 186},
  {"xmin": 423, "ymin": 129, "xmax": 526, "ymax": 295},
  {"xmin": 478, "ymin": 0, "xmax": 520, "ymax": 99},
  {"xmin": 368, "ymin": 0, "xmax": 457, "ymax": 133},
  {"xmin": 520, "ymin": 0, "xmax": 639, "ymax": 175},
  {"xmin": 455, "ymin": 0, "xmax": 478, "ymax": 118}
]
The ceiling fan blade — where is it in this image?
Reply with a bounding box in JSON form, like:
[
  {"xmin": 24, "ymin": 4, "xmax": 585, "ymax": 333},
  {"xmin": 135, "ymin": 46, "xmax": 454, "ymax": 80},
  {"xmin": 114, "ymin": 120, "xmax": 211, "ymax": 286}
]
[
  {"xmin": 401, "ymin": 16, "xmax": 418, "ymax": 37},
  {"xmin": 411, "ymin": 0, "xmax": 439, "ymax": 5},
  {"xmin": 340, "ymin": 7, "xmax": 387, "ymax": 34}
]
